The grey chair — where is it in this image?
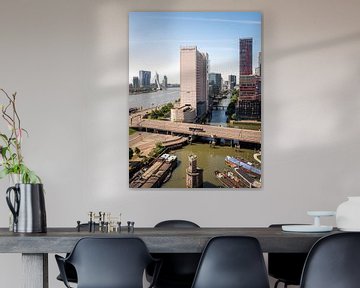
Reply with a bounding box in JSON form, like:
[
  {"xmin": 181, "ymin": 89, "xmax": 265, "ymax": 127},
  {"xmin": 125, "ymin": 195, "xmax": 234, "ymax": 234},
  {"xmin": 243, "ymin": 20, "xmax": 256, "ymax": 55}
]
[
  {"xmin": 300, "ymin": 232, "xmax": 360, "ymax": 288},
  {"xmin": 55, "ymin": 237, "xmax": 160, "ymax": 288},
  {"xmin": 268, "ymin": 224, "xmax": 308, "ymax": 288},
  {"xmin": 191, "ymin": 236, "xmax": 270, "ymax": 288},
  {"xmin": 147, "ymin": 220, "xmax": 201, "ymax": 288}
]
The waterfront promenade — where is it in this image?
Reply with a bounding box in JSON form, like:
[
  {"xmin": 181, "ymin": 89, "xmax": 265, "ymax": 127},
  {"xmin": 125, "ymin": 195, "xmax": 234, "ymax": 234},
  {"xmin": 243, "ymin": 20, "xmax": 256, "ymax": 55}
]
[{"xmin": 130, "ymin": 118, "xmax": 261, "ymax": 144}]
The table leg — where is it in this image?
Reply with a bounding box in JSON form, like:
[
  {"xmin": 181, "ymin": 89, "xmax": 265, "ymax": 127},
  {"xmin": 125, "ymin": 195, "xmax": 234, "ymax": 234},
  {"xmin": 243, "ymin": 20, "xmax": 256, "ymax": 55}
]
[{"xmin": 22, "ymin": 253, "xmax": 48, "ymax": 288}]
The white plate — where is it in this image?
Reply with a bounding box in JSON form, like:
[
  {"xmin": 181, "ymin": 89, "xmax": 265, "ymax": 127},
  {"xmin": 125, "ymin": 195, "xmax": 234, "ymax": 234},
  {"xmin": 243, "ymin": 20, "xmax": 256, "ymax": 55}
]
[
  {"xmin": 282, "ymin": 225, "xmax": 333, "ymax": 232},
  {"xmin": 338, "ymin": 227, "xmax": 360, "ymax": 232},
  {"xmin": 307, "ymin": 211, "xmax": 336, "ymax": 217}
]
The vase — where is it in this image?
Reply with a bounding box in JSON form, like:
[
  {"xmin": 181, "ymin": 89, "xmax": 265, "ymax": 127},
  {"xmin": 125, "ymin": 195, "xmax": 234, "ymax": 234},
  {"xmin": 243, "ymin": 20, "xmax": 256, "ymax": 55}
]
[
  {"xmin": 7, "ymin": 174, "xmax": 22, "ymax": 231},
  {"xmin": 9, "ymin": 173, "xmax": 22, "ymax": 185},
  {"xmin": 336, "ymin": 196, "xmax": 360, "ymax": 231},
  {"xmin": 6, "ymin": 183, "xmax": 47, "ymax": 233}
]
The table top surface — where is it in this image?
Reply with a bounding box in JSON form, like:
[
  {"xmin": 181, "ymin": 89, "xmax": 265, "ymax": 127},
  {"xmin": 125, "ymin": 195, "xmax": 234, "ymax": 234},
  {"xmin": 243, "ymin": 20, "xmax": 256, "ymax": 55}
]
[{"xmin": 0, "ymin": 227, "xmax": 340, "ymax": 253}]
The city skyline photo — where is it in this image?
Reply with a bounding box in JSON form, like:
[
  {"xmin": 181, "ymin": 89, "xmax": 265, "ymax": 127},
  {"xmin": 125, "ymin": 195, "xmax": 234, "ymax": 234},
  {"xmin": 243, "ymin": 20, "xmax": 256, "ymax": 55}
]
[{"xmin": 129, "ymin": 12, "xmax": 262, "ymax": 189}]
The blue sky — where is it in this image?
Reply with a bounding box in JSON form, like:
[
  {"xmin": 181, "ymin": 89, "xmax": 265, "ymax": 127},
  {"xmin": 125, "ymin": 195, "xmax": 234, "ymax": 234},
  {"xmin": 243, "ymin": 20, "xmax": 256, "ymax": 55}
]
[{"xmin": 129, "ymin": 12, "xmax": 262, "ymax": 84}]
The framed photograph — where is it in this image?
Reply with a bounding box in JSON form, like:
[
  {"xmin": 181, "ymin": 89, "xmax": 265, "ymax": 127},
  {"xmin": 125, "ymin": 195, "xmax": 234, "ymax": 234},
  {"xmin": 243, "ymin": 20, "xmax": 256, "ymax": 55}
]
[{"xmin": 129, "ymin": 12, "xmax": 262, "ymax": 189}]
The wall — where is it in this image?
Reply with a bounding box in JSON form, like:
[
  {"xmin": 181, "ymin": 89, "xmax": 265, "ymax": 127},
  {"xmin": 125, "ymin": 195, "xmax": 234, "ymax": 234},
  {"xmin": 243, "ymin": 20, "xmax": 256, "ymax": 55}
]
[{"xmin": 0, "ymin": 0, "xmax": 360, "ymax": 287}]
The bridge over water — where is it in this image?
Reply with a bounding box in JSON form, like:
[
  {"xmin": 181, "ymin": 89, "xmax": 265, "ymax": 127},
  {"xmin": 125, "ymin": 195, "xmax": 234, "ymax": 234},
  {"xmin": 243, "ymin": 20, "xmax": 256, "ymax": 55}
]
[{"xmin": 130, "ymin": 119, "xmax": 261, "ymax": 144}]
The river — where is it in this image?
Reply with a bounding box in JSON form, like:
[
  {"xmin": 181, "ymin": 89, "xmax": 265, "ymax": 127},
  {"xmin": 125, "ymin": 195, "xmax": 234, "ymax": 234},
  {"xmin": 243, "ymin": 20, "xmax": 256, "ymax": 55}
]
[
  {"xmin": 209, "ymin": 93, "xmax": 231, "ymax": 126},
  {"xmin": 129, "ymin": 88, "xmax": 231, "ymax": 126},
  {"xmin": 162, "ymin": 143, "xmax": 256, "ymax": 188},
  {"xmin": 129, "ymin": 88, "xmax": 180, "ymax": 109}
]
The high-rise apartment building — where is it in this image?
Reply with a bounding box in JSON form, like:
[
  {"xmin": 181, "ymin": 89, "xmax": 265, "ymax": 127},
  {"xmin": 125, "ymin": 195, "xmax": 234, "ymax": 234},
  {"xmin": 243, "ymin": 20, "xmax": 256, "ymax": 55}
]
[
  {"xmin": 180, "ymin": 46, "xmax": 208, "ymax": 120},
  {"xmin": 228, "ymin": 75, "xmax": 236, "ymax": 89},
  {"xmin": 139, "ymin": 70, "xmax": 151, "ymax": 87},
  {"xmin": 239, "ymin": 38, "xmax": 253, "ymax": 76}
]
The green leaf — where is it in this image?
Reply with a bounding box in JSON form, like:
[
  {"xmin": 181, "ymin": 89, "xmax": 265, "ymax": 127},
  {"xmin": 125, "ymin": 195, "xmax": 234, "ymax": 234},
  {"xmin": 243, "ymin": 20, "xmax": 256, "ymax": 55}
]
[
  {"xmin": 1, "ymin": 146, "xmax": 9, "ymax": 157},
  {"xmin": 0, "ymin": 133, "xmax": 8, "ymax": 142},
  {"xmin": 21, "ymin": 128, "xmax": 29, "ymax": 137},
  {"xmin": 0, "ymin": 168, "xmax": 9, "ymax": 179}
]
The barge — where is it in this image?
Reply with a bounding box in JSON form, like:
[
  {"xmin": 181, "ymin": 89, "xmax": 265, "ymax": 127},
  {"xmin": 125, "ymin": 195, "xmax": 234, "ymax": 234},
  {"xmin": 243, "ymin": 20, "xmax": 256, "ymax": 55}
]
[
  {"xmin": 129, "ymin": 154, "xmax": 177, "ymax": 188},
  {"xmin": 225, "ymin": 156, "xmax": 261, "ymax": 175}
]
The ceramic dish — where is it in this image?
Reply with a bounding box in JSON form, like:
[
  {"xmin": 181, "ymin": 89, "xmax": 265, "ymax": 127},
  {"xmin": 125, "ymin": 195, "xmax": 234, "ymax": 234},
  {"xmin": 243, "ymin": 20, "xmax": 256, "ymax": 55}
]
[{"xmin": 282, "ymin": 225, "xmax": 333, "ymax": 232}]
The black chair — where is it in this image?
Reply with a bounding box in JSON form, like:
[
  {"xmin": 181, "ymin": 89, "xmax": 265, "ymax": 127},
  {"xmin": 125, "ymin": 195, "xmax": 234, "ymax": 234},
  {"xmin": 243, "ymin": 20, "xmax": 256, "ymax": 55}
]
[
  {"xmin": 268, "ymin": 224, "xmax": 308, "ymax": 288},
  {"xmin": 191, "ymin": 236, "xmax": 270, "ymax": 288},
  {"xmin": 56, "ymin": 223, "xmax": 99, "ymax": 284},
  {"xmin": 300, "ymin": 232, "xmax": 360, "ymax": 288},
  {"xmin": 147, "ymin": 220, "xmax": 201, "ymax": 288},
  {"xmin": 55, "ymin": 237, "xmax": 160, "ymax": 288}
]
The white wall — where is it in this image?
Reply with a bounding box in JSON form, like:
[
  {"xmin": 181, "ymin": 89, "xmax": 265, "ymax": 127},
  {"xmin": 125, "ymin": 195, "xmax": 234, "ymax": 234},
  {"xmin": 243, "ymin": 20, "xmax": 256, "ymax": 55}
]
[{"xmin": 0, "ymin": 0, "xmax": 360, "ymax": 287}]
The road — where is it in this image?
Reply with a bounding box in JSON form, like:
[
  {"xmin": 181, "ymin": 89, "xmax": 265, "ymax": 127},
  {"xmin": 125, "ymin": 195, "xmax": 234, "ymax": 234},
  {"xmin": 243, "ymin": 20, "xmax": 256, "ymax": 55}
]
[{"xmin": 130, "ymin": 119, "xmax": 261, "ymax": 144}]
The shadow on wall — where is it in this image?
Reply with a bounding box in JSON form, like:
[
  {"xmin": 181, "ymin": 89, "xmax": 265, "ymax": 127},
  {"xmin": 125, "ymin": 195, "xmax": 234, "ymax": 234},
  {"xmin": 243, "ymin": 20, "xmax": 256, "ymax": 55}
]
[
  {"xmin": 264, "ymin": 29, "xmax": 360, "ymax": 210},
  {"xmin": 269, "ymin": 31, "xmax": 360, "ymax": 60}
]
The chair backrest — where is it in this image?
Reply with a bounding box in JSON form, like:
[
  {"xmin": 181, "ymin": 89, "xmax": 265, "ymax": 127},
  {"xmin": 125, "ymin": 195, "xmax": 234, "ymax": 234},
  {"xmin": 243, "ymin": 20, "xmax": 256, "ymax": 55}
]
[
  {"xmin": 191, "ymin": 236, "xmax": 270, "ymax": 288},
  {"xmin": 155, "ymin": 219, "xmax": 200, "ymax": 228},
  {"xmin": 268, "ymin": 224, "xmax": 308, "ymax": 285},
  {"xmin": 66, "ymin": 237, "xmax": 154, "ymax": 288},
  {"xmin": 300, "ymin": 232, "xmax": 360, "ymax": 288},
  {"xmin": 151, "ymin": 220, "xmax": 201, "ymax": 286}
]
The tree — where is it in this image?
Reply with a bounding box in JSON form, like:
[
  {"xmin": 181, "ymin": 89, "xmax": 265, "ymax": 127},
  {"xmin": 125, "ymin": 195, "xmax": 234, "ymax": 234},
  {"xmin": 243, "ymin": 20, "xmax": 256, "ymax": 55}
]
[
  {"xmin": 134, "ymin": 147, "xmax": 141, "ymax": 156},
  {"xmin": 129, "ymin": 148, "xmax": 134, "ymax": 159}
]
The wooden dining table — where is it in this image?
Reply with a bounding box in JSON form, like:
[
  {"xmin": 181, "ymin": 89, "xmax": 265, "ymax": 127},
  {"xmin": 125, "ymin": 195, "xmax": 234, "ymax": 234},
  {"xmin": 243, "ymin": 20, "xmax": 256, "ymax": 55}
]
[{"xmin": 0, "ymin": 226, "xmax": 339, "ymax": 288}]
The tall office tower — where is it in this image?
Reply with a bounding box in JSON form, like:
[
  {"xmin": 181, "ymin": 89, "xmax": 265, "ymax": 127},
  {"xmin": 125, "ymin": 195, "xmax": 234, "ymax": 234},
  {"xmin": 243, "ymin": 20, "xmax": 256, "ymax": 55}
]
[
  {"xmin": 139, "ymin": 70, "xmax": 151, "ymax": 87},
  {"xmin": 255, "ymin": 52, "xmax": 262, "ymax": 76},
  {"xmin": 239, "ymin": 38, "xmax": 253, "ymax": 76},
  {"xmin": 180, "ymin": 46, "xmax": 209, "ymax": 119},
  {"xmin": 258, "ymin": 52, "xmax": 261, "ymax": 76},
  {"xmin": 186, "ymin": 154, "xmax": 203, "ymax": 188},
  {"xmin": 132, "ymin": 76, "xmax": 139, "ymax": 89},
  {"xmin": 209, "ymin": 73, "xmax": 222, "ymax": 96},
  {"xmin": 162, "ymin": 75, "xmax": 168, "ymax": 88},
  {"xmin": 228, "ymin": 75, "xmax": 236, "ymax": 90}
]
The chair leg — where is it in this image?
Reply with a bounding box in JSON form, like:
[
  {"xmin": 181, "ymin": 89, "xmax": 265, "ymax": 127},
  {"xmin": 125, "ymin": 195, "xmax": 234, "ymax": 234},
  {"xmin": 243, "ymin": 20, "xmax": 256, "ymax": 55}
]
[{"xmin": 274, "ymin": 280, "xmax": 289, "ymax": 288}]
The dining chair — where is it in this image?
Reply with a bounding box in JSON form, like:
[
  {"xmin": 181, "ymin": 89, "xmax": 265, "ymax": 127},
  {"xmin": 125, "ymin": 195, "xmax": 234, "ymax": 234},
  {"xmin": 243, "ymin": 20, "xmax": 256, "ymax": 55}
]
[
  {"xmin": 147, "ymin": 220, "xmax": 201, "ymax": 288},
  {"xmin": 268, "ymin": 224, "xmax": 308, "ymax": 288},
  {"xmin": 191, "ymin": 236, "xmax": 270, "ymax": 288},
  {"xmin": 56, "ymin": 223, "xmax": 99, "ymax": 284},
  {"xmin": 55, "ymin": 237, "xmax": 161, "ymax": 288},
  {"xmin": 300, "ymin": 232, "xmax": 360, "ymax": 288}
]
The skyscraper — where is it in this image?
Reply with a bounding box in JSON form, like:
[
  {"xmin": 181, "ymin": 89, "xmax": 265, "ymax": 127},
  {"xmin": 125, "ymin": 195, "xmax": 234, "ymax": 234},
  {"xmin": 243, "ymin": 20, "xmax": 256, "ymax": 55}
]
[
  {"xmin": 180, "ymin": 46, "xmax": 209, "ymax": 119},
  {"xmin": 209, "ymin": 73, "xmax": 222, "ymax": 96},
  {"xmin": 228, "ymin": 75, "xmax": 236, "ymax": 90},
  {"xmin": 132, "ymin": 76, "xmax": 139, "ymax": 88},
  {"xmin": 239, "ymin": 39, "xmax": 261, "ymax": 120},
  {"xmin": 209, "ymin": 73, "xmax": 222, "ymax": 87},
  {"xmin": 162, "ymin": 75, "xmax": 168, "ymax": 88},
  {"xmin": 255, "ymin": 52, "xmax": 262, "ymax": 76},
  {"xmin": 139, "ymin": 70, "xmax": 151, "ymax": 87},
  {"xmin": 239, "ymin": 38, "xmax": 253, "ymax": 76}
]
